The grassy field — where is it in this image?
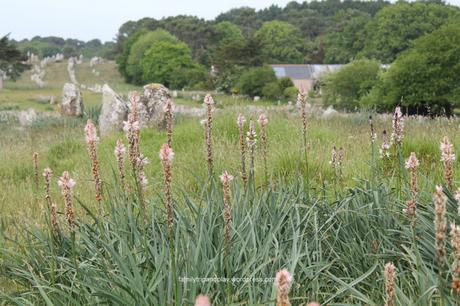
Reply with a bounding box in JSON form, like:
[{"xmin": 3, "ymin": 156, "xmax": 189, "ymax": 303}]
[{"xmin": 1, "ymin": 60, "xmax": 460, "ymax": 305}]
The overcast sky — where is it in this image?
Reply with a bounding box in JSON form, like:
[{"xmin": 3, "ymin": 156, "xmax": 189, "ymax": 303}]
[{"xmin": 2, "ymin": 0, "xmax": 460, "ymax": 42}]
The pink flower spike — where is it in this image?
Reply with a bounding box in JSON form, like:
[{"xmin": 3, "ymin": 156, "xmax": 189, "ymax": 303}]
[
  {"xmin": 194, "ymin": 294, "xmax": 211, "ymax": 306},
  {"xmin": 257, "ymin": 113, "xmax": 268, "ymax": 127},
  {"xmin": 58, "ymin": 171, "xmax": 76, "ymax": 189},
  {"xmin": 84, "ymin": 119, "xmax": 99, "ymax": 143},
  {"xmin": 163, "ymin": 98, "xmax": 173, "ymax": 112},
  {"xmin": 219, "ymin": 171, "xmax": 234, "ymax": 184},
  {"xmin": 204, "ymin": 94, "xmax": 214, "ymax": 105},
  {"xmin": 114, "ymin": 139, "xmax": 126, "ymax": 156},
  {"xmin": 43, "ymin": 167, "xmax": 53, "ymax": 177},
  {"xmin": 237, "ymin": 113, "xmax": 246, "ymax": 128},
  {"xmin": 275, "ymin": 269, "xmax": 293, "ymax": 292},
  {"xmin": 159, "ymin": 144, "xmax": 174, "ymax": 163},
  {"xmin": 405, "ymin": 152, "xmax": 420, "ymax": 170}
]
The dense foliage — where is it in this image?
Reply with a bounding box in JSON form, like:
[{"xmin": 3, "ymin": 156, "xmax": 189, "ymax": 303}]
[
  {"xmin": 0, "ymin": 35, "xmax": 29, "ymax": 80},
  {"xmin": 322, "ymin": 59, "xmax": 381, "ymax": 111},
  {"xmin": 15, "ymin": 36, "xmax": 115, "ymax": 59},
  {"xmin": 111, "ymin": 0, "xmax": 460, "ymax": 105}
]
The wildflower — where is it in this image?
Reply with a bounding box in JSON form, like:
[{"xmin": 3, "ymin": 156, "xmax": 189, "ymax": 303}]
[
  {"xmin": 163, "ymin": 98, "xmax": 174, "ymax": 147},
  {"xmin": 203, "ymin": 95, "xmax": 214, "ymax": 176},
  {"xmin": 33, "ymin": 152, "xmax": 39, "ymax": 189},
  {"xmin": 43, "ymin": 167, "xmax": 53, "ymax": 210},
  {"xmin": 114, "ymin": 139, "xmax": 127, "ymax": 192},
  {"xmin": 237, "ymin": 114, "xmax": 247, "ymax": 184},
  {"xmin": 136, "ymin": 153, "xmax": 149, "ymax": 208},
  {"xmin": 369, "ymin": 116, "xmax": 376, "ymax": 143},
  {"xmin": 380, "ymin": 130, "xmax": 391, "ymax": 158},
  {"xmin": 297, "ymin": 89, "xmax": 308, "ymax": 162},
  {"xmin": 440, "ymin": 136, "xmax": 455, "ymax": 188},
  {"xmin": 85, "ymin": 119, "xmax": 102, "ymax": 204},
  {"xmin": 160, "ymin": 144, "xmax": 174, "ymax": 232},
  {"xmin": 58, "ymin": 171, "xmax": 75, "ymax": 227},
  {"xmin": 246, "ymin": 119, "xmax": 257, "ymax": 179},
  {"xmin": 194, "ymin": 295, "xmax": 211, "ymax": 306},
  {"xmin": 404, "ymin": 152, "xmax": 419, "ymax": 224},
  {"xmin": 434, "ymin": 185, "xmax": 447, "ymax": 270},
  {"xmin": 220, "ymin": 171, "xmax": 234, "ymax": 250},
  {"xmin": 50, "ymin": 203, "xmax": 59, "ymax": 237},
  {"xmin": 258, "ymin": 113, "xmax": 269, "ymax": 181},
  {"xmin": 384, "ymin": 262, "xmax": 396, "ymax": 306},
  {"xmin": 330, "ymin": 146, "xmax": 337, "ymax": 168},
  {"xmin": 390, "ymin": 106, "xmax": 404, "ymax": 146},
  {"xmin": 123, "ymin": 113, "xmax": 141, "ymax": 170},
  {"xmin": 454, "ymin": 188, "xmax": 460, "ymax": 215},
  {"xmin": 128, "ymin": 91, "xmax": 140, "ymax": 121},
  {"xmin": 450, "ymin": 223, "xmax": 460, "ymax": 294},
  {"xmin": 275, "ymin": 269, "xmax": 293, "ymax": 306}
]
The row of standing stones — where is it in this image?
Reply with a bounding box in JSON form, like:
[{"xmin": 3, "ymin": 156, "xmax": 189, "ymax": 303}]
[{"xmin": 61, "ymin": 82, "xmax": 170, "ymax": 135}]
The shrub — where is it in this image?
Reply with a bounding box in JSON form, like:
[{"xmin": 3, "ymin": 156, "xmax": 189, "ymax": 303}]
[
  {"xmin": 278, "ymin": 77, "xmax": 294, "ymax": 91},
  {"xmin": 283, "ymin": 86, "xmax": 298, "ymax": 100},
  {"xmin": 141, "ymin": 41, "xmax": 204, "ymax": 89},
  {"xmin": 321, "ymin": 59, "xmax": 381, "ymax": 111},
  {"xmin": 238, "ymin": 66, "xmax": 277, "ymax": 98},
  {"xmin": 262, "ymin": 82, "xmax": 282, "ymax": 100},
  {"xmin": 365, "ymin": 22, "xmax": 460, "ymax": 115}
]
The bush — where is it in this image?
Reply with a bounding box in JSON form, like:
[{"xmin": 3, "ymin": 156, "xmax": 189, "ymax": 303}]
[
  {"xmin": 283, "ymin": 86, "xmax": 298, "ymax": 100},
  {"xmin": 141, "ymin": 41, "xmax": 204, "ymax": 89},
  {"xmin": 278, "ymin": 77, "xmax": 294, "ymax": 91},
  {"xmin": 364, "ymin": 22, "xmax": 460, "ymax": 115},
  {"xmin": 126, "ymin": 30, "xmax": 179, "ymax": 84},
  {"xmin": 321, "ymin": 59, "xmax": 381, "ymax": 111},
  {"xmin": 238, "ymin": 66, "xmax": 277, "ymax": 98},
  {"xmin": 262, "ymin": 82, "xmax": 282, "ymax": 100}
]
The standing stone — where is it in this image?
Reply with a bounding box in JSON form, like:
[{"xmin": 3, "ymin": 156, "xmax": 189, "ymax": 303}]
[
  {"xmin": 0, "ymin": 74, "xmax": 3, "ymax": 90},
  {"xmin": 99, "ymin": 84, "xmax": 128, "ymax": 135},
  {"xmin": 61, "ymin": 83, "xmax": 84, "ymax": 116},
  {"xmin": 138, "ymin": 83, "xmax": 171, "ymax": 127}
]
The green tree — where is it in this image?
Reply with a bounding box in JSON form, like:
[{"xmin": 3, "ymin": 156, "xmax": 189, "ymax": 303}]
[
  {"xmin": 367, "ymin": 23, "xmax": 460, "ymax": 115},
  {"xmin": 141, "ymin": 40, "xmax": 204, "ymax": 89},
  {"xmin": 360, "ymin": 2, "xmax": 459, "ymax": 63},
  {"xmin": 126, "ymin": 30, "xmax": 178, "ymax": 84},
  {"xmin": 322, "ymin": 59, "xmax": 381, "ymax": 111},
  {"xmin": 237, "ymin": 66, "xmax": 277, "ymax": 97},
  {"xmin": 0, "ymin": 35, "xmax": 29, "ymax": 84},
  {"xmin": 116, "ymin": 29, "xmax": 147, "ymax": 82},
  {"xmin": 254, "ymin": 21, "xmax": 305, "ymax": 64}
]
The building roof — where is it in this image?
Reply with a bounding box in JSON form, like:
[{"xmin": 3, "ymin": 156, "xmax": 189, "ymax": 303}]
[{"xmin": 270, "ymin": 64, "xmax": 343, "ymax": 80}]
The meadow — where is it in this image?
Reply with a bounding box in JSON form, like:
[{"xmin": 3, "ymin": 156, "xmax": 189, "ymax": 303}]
[{"xmin": 1, "ymin": 60, "xmax": 460, "ymax": 305}]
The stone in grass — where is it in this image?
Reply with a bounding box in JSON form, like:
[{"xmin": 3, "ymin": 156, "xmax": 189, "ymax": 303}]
[
  {"xmin": 61, "ymin": 83, "xmax": 84, "ymax": 117},
  {"xmin": 99, "ymin": 84, "xmax": 128, "ymax": 135},
  {"xmin": 137, "ymin": 83, "xmax": 171, "ymax": 128}
]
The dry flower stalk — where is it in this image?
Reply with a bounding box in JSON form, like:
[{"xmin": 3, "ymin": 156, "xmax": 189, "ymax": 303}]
[
  {"xmin": 404, "ymin": 152, "xmax": 419, "ymax": 225},
  {"xmin": 85, "ymin": 119, "xmax": 102, "ymax": 204},
  {"xmin": 440, "ymin": 136, "xmax": 455, "ymax": 189},
  {"xmin": 258, "ymin": 113, "xmax": 269, "ymax": 181},
  {"xmin": 160, "ymin": 144, "xmax": 174, "ymax": 232},
  {"xmin": 33, "ymin": 152, "xmax": 39, "ymax": 189},
  {"xmin": 434, "ymin": 185, "xmax": 447, "ymax": 270},
  {"xmin": 114, "ymin": 139, "xmax": 127, "ymax": 192},
  {"xmin": 203, "ymin": 94, "xmax": 214, "ymax": 176},
  {"xmin": 450, "ymin": 223, "xmax": 460, "ymax": 294},
  {"xmin": 164, "ymin": 98, "xmax": 174, "ymax": 147},
  {"xmin": 58, "ymin": 171, "xmax": 76, "ymax": 228},
  {"xmin": 384, "ymin": 262, "xmax": 396, "ymax": 306},
  {"xmin": 237, "ymin": 114, "xmax": 247, "ymax": 185},
  {"xmin": 220, "ymin": 171, "xmax": 234, "ymax": 250}
]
